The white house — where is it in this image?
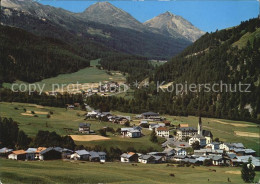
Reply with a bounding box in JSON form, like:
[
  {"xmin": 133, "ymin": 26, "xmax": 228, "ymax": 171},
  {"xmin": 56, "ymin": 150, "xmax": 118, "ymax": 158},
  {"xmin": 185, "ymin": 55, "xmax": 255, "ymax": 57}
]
[
  {"xmin": 8, "ymin": 150, "xmax": 27, "ymax": 160},
  {"xmin": 121, "ymin": 152, "xmax": 138, "ymax": 163},
  {"xmin": 189, "ymin": 134, "xmax": 206, "ymax": 147},
  {"xmin": 206, "ymin": 142, "xmax": 220, "ymax": 150},
  {"xmin": 70, "ymin": 150, "xmax": 90, "ymax": 160},
  {"xmin": 127, "ymin": 130, "xmax": 141, "ymax": 138},
  {"xmin": 174, "ymin": 148, "xmax": 187, "ymax": 156},
  {"xmin": 156, "ymin": 127, "xmax": 169, "ymax": 138}
]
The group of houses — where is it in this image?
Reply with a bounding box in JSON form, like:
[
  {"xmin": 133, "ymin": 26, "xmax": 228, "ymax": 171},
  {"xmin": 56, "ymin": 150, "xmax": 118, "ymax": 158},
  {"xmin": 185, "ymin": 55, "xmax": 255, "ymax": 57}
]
[
  {"xmin": 119, "ymin": 141, "xmax": 259, "ymax": 170},
  {"xmin": 0, "ymin": 147, "xmax": 106, "ymax": 162},
  {"xmin": 86, "ymin": 110, "xmax": 130, "ymax": 125}
]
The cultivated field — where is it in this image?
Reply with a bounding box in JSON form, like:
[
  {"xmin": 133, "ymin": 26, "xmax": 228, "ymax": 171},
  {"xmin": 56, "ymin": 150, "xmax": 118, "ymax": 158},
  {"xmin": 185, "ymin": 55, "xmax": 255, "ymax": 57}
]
[
  {"xmin": 3, "ymin": 59, "xmax": 126, "ymax": 92},
  {"xmin": 1, "ymin": 159, "xmax": 259, "ymax": 184}
]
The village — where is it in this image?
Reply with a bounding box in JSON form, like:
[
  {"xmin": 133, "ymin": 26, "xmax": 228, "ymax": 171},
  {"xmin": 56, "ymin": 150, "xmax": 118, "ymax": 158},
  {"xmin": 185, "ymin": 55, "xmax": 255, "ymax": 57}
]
[{"xmin": 1, "ymin": 109, "xmax": 259, "ymax": 171}]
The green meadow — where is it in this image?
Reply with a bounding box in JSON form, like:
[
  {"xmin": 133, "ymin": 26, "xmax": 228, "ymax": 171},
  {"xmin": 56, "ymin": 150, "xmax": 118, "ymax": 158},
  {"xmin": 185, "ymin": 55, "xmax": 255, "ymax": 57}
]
[
  {"xmin": 1, "ymin": 159, "xmax": 259, "ymax": 184},
  {"xmin": 0, "ymin": 102, "xmax": 259, "ymax": 154},
  {"xmin": 2, "ymin": 59, "xmax": 126, "ymax": 91}
]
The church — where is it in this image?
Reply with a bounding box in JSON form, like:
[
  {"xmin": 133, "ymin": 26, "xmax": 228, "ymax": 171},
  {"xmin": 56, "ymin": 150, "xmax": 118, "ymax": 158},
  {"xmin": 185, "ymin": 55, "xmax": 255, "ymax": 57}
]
[{"xmin": 177, "ymin": 117, "xmax": 213, "ymax": 146}]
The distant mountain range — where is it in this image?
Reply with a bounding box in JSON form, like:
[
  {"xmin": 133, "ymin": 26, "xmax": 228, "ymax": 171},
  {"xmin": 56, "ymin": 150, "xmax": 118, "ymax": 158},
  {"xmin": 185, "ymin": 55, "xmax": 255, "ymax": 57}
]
[{"xmin": 1, "ymin": 0, "xmax": 204, "ymax": 59}]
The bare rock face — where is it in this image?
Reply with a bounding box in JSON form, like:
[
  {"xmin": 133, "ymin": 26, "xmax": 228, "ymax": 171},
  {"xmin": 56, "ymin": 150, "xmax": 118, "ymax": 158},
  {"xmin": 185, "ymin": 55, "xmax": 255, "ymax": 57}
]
[{"xmin": 144, "ymin": 11, "xmax": 205, "ymax": 42}]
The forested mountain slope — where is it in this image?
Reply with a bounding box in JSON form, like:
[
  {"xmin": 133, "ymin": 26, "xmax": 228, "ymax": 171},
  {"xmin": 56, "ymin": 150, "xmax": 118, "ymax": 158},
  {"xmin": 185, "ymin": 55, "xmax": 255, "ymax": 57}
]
[
  {"xmin": 0, "ymin": 25, "xmax": 91, "ymax": 83},
  {"xmin": 85, "ymin": 18, "xmax": 260, "ymax": 123},
  {"xmin": 152, "ymin": 18, "xmax": 260, "ymax": 121}
]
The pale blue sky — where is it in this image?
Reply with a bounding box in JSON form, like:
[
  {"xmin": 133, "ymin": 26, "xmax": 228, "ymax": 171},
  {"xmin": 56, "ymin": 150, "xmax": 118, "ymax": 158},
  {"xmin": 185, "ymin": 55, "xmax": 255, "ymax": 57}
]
[{"xmin": 40, "ymin": 0, "xmax": 259, "ymax": 32}]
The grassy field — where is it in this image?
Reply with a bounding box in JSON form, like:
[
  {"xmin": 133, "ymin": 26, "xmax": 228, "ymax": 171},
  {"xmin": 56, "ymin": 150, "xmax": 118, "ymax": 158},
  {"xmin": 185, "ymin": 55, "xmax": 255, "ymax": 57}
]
[
  {"xmin": 0, "ymin": 102, "xmax": 259, "ymax": 154},
  {"xmin": 2, "ymin": 59, "xmax": 126, "ymax": 92},
  {"xmin": 0, "ymin": 102, "xmax": 163, "ymax": 151},
  {"xmin": 1, "ymin": 159, "xmax": 259, "ymax": 184}
]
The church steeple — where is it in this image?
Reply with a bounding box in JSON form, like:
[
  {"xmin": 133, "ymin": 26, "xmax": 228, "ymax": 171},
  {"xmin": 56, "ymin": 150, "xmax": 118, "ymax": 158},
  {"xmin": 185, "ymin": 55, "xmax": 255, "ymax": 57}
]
[{"xmin": 198, "ymin": 116, "xmax": 202, "ymax": 135}]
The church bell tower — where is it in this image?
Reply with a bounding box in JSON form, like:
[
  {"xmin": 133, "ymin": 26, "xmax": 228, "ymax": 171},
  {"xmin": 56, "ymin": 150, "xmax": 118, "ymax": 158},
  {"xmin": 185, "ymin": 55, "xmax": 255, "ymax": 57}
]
[{"xmin": 198, "ymin": 116, "xmax": 202, "ymax": 135}]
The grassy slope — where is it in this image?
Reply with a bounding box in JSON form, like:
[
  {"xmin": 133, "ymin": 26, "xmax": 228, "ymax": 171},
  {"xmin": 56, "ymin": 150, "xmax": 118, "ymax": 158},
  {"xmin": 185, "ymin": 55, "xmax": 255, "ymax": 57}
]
[
  {"xmin": 1, "ymin": 159, "xmax": 259, "ymax": 184},
  {"xmin": 2, "ymin": 59, "xmax": 126, "ymax": 91},
  {"xmin": 232, "ymin": 28, "xmax": 260, "ymax": 49},
  {"xmin": 0, "ymin": 102, "xmax": 162, "ymax": 151},
  {"xmin": 0, "ymin": 102, "xmax": 259, "ymax": 154}
]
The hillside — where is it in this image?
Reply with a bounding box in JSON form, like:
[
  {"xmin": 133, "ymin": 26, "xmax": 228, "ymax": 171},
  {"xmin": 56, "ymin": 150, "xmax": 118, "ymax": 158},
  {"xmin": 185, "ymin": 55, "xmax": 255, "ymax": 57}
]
[
  {"xmin": 1, "ymin": 0, "xmax": 191, "ymax": 59},
  {"xmin": 0, "ymin": 25, "xmax": 91, "ymax": 83},
  {"xmin": 153, "ymin": 18, "xmax": 260, "ymax": 121}
]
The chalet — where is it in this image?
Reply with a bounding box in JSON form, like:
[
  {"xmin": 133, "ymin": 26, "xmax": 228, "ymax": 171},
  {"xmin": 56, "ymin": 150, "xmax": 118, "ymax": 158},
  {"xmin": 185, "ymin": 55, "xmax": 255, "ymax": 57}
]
[
  {"xmin": 0, "ymin": 147, "xmax": 13, "ymax": 158},
  {"xmin": 172, "ymin": 155, "xmax": 188, "ymax": 162},
  {"xmin": 206, "ymin": 142, "xmax": 220, "ymax": 150},
  {"xmin": 89, "ymin": 151, "xmax": 106, "ymax": 162},
  {"xmin": 174, "ymin": 148, "xmax": 187, "ymax": 156},
  {"xmin": 141, "ymin": 112, "xmax": 161, "ymax": 121},
  {"xmin": 138, "ymin": 155, "xmax": 163, "ymax": 164},
  {"xmin": 156, "ymin": 127, "xmax": 169, "ymax": 138},
  {"xmin": 98, "ymin": 152, "xmax": 106, "ymax": 162},
  {"xmin": 127, "ymin": 130, "xmax": 142, "ymax": 138},
  {"xmin": 219, "ymin": 142, "xmax": 244, "ymax": 151},
  {"xmin": 26, "ymin": 148, "xmax": 37, "ymax": 160},
  {"xmin": 208, "ymin": 155, "xmax": 224, "ymax": 166},
  {"xmin": 39, "ymin": 147, "xmax": 62, "ymax": 160},
  {"xmin": 71, "ymin": 150, "xmax": 90, "ymax": 160},
  {"xmin": 121, "ymin": 152, "xmax": 138, "ymax": 163},
  {"xmin": 35, "ymin": 147, "xmax": 47, "ymax": 160},
  {"xmin": 176, "ymin": 127, "xmax": 197, "ymax": 140},
  {"xmin": 149, "ymin": 123, "xmax": 165, "ymax": 131},
  {"xmin": 162, "ymin": 147, "xmax": 175, "ymax": 160},
  {"xmin": 189, "ymin": 134, "xmax": 206, "ymax": 147},
  {"xmin": 139, "ymin": 120, "xmax": 148, "ymax": 126},
  {"xmin": 8, "ymin": 150, "xmax": 27, "ymax": 160},
  {"xmin": 79, "ymin": 123, "xmax": 91, "ymax": 134},
  {"xmin": 121, "ymin": 127, "xmax": 142, "ymax": 138}
]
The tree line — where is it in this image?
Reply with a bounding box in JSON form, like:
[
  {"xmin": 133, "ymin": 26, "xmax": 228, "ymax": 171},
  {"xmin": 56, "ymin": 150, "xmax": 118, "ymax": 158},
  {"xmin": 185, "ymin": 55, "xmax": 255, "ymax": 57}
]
[{"xmin": 0, "ymin": 117, "xmax": 75, "ymax": 150}]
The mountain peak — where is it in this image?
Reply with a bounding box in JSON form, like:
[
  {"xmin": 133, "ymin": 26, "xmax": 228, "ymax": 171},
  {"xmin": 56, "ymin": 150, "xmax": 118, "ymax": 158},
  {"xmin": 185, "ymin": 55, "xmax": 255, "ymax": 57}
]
[
  {"xmin": 144, "ymin": 12, "xmax": 205, "ymax": 42},
  {"xmin": 81, "ymin": 1, "xmax": 144, "ymax": 31},
  {"xmin": 162, "ymin": 11, "xmax": 174, "ymax": 17}
]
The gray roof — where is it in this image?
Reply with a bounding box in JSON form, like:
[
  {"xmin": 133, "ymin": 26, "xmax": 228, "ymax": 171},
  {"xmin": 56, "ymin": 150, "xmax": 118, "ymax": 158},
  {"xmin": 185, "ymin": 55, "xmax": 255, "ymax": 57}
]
[
  {"xmin": 153, "ymin": 156, "xmax": 162, "ymax": 161},
  {"xmin": 0, "ymin": 147, "xmax": 13, "ymax": 153},
  {"xmin": 79, "ymin": 123, "xmax": 91, "ymax": 128},
  {"xmin": 139, "ymin": 155, "xmax": 153, "ymax": 160},
  {"xmin": 75, "ymin": 150, "xmax": 90, "ymax": 156},
  {"xmin": 40, "ymin": 147, "xmax": 65, "ymax": 154},
  {"xmin": 142, "ymin": 112, "xmax": 159, "ymax": 116},
  {"xmin": 178, "ymin": 127, "xmax": 197, "ymax": 131},
  {"xmin": 26, "ymin": 148, "xmax": 37, "ymax": 153},
  {"xmin": 89, "ymin": 151, "xmax": 100, "ymax": 158},
  {"xmin": 98, "ymin": 152, "xmax": 106, "ymax": 156},
  {"xmin": 121, "ymin": 153, "xmax": 135, "ymax": 158}
]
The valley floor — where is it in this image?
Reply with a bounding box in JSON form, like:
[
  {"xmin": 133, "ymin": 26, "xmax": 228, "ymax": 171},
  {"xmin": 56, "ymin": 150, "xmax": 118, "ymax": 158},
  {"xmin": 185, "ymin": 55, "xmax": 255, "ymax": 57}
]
[{"xmin": 1, "ymin": 159, "xmax": 259, "ymax": 184}]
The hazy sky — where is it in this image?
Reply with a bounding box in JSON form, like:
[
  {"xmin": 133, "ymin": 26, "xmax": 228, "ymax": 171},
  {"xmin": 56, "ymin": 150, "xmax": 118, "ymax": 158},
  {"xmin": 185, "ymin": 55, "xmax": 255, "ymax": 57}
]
[{"xmin": 40, "ymin": 0, "xmax": 259, "ymax": 32}]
